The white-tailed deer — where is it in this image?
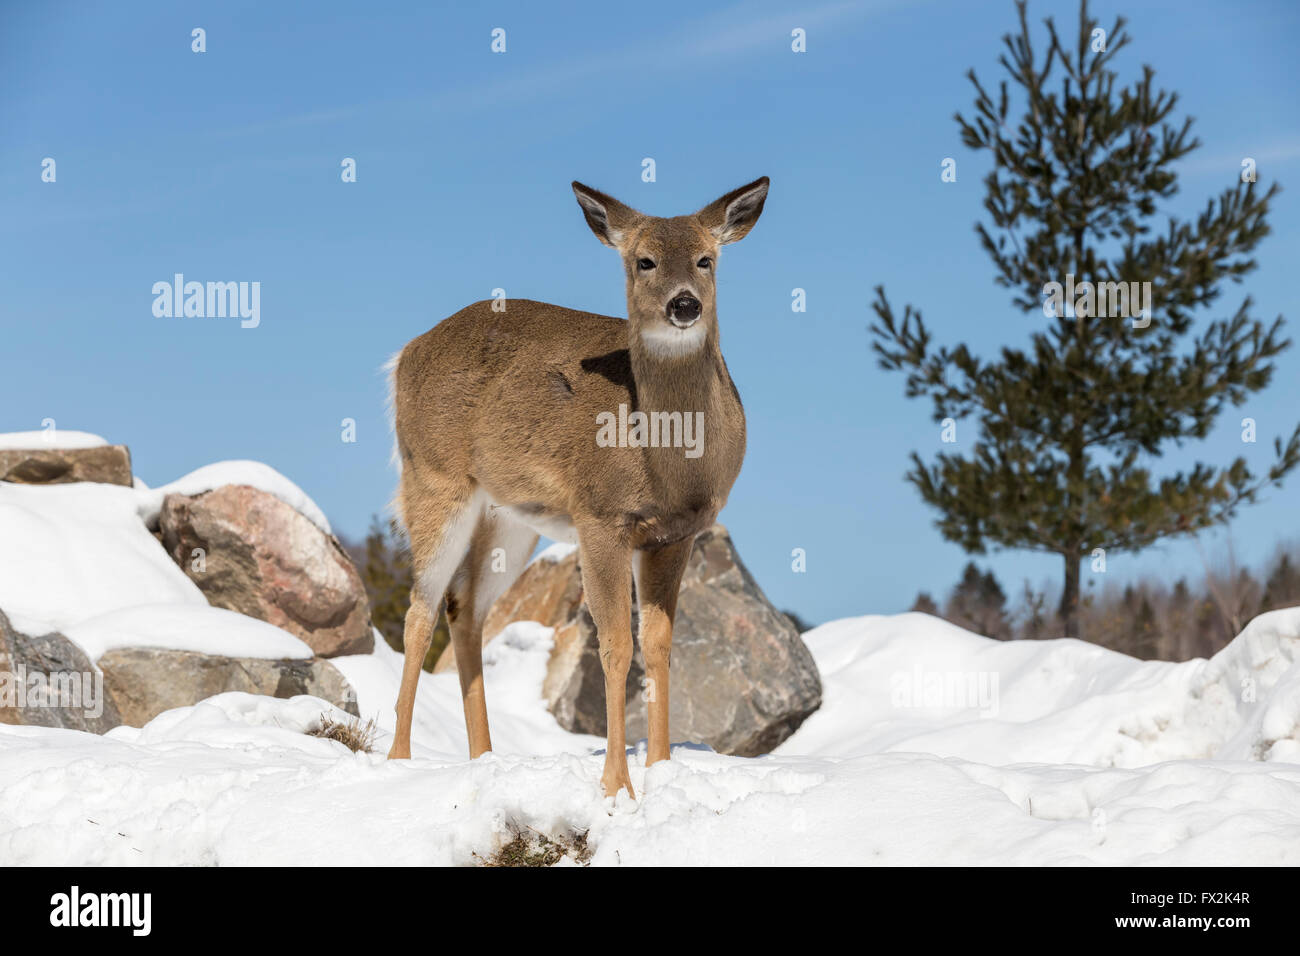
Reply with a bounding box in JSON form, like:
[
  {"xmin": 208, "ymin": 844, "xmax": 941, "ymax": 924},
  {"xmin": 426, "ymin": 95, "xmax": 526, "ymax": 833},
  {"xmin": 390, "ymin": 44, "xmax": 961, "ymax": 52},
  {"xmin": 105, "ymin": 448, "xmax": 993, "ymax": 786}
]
[{"xmin": 386, "ymin": 176, "xmax": 769, "ymax": 797}]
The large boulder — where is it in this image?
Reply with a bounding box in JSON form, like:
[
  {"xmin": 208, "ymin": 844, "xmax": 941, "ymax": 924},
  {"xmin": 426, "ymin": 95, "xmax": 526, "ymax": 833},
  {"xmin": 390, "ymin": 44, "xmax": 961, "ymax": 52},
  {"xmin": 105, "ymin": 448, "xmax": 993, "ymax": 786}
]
[
  {"xmin": 158, "ymin": 485, "xmax": 373, "ymax": 658},
  {"xmin": 0, "ymin": 609, "xmax": 122, "ymax": 733},
  {"xmin": 97, "ymin": 647, "xmax": 359, "ymax": 727},
  {"xmin": 476, "ymin": 525, "xmax": 823, "ymax": 756},
  {"xmin": 434, "ymin": 548, "xmax": 584, "ymax": 673},
  {"xmin": 626, "ymin": 525, "xmax": 822, "ymax": 755},
  {"xmin": 542, "ymin": 606, "xmax": 648, "ymax": 734},
  {"xmin": 0, "ymin": 445, "xmax": 133, "ymax": 486}
]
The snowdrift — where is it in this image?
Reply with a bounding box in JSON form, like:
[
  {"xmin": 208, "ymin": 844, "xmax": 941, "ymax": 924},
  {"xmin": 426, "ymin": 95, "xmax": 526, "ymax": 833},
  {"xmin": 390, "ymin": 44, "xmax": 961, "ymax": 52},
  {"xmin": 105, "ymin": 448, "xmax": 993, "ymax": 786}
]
[{"xmin": 785, "ymin": 609, "xmax": 1300, "ymax": 766}]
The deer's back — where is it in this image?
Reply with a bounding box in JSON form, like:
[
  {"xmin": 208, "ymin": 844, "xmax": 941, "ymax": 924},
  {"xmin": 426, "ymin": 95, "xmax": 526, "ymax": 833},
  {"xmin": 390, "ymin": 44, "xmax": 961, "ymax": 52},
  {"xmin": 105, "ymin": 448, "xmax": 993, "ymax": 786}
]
[
  {"xmin": 394, "ymin": 299, "xmax": 744, "ymax": 546},
  {"xmin": 395, "ymin": 301, "xmax": 640, "ymax": 505}
]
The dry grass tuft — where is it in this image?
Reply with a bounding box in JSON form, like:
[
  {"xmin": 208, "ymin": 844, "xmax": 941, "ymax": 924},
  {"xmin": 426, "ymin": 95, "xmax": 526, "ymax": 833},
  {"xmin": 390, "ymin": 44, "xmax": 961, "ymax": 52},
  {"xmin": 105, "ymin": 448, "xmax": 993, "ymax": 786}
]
[
  {"xmin": 475, "ymin": 825, "xmax": 592, "ymax": 867},
  {"xmin": 308, "ymin": 713, "xmax": 378, "ymax": 754}
]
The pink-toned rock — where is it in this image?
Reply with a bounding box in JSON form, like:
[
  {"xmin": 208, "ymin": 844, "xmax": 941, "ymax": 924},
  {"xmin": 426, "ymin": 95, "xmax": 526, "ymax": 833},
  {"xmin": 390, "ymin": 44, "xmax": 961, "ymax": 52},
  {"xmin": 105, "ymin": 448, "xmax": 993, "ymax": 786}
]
[
  {"xmin": 158, "ymin": 485, "xmax": 373, "ymax": 658},
  {"xmin": 433, "ymin": 549, "xmax": 582, "ymax": 673}
]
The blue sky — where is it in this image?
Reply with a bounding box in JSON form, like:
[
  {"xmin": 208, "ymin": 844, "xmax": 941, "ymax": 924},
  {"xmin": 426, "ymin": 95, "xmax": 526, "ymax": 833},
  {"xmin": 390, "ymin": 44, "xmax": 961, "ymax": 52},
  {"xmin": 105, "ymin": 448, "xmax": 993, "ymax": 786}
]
[{"xmin": 3, "ymin": 0, "xmax": 1298, "ymax": 625}]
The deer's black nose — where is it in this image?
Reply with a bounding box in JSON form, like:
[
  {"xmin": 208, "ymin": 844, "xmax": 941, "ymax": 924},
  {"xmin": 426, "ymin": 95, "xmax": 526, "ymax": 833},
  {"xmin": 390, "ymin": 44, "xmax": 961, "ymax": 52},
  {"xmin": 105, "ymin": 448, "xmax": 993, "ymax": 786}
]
[{"xmin": 668, "ymin": 294, "xmax": 701, "ymax": 325}]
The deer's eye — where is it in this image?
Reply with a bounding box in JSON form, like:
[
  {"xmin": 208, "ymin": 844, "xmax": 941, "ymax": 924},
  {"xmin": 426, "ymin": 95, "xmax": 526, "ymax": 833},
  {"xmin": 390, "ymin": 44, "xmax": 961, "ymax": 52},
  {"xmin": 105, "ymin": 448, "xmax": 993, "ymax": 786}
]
[
  {"xmin": 637, "ymin": 258, "xmax": 656, "ymax": 271},
  {"xmin": 697, "ymin": 256, "xmax": 713, "ymax": 269}
]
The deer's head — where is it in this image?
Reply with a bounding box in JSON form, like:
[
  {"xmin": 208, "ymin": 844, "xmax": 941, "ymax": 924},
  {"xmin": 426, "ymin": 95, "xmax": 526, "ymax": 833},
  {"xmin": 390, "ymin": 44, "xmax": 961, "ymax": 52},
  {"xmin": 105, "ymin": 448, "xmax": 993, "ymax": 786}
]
[{"xmin": 571, "ymin": 177, "xmax": 769, "ymax": 358}]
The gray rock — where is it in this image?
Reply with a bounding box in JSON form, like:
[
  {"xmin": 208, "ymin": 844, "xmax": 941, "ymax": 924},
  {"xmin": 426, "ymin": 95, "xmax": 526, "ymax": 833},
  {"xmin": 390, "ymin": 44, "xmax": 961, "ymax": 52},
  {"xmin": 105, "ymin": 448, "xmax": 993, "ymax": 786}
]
[
  {"xmin": 98, "ymin": 646, "xmax": 360, "ymax": 727},
  {"xmin": 0, "ymin": 445, "xmax": 133, "ymax": 486},
  {"xmin": 159, "ymin": 485, "xmax": 373, "ymax": 658},
  {"xmin": 543, "ymin": 525, "xmax": 822, "ymax": 756},
  {"xmin": 543, "ymin": 606, "xmax": 646, "ymax": 734},
  {"xmin": 0, "ymin": 608, "xmax": 122, "ymax": 733}
]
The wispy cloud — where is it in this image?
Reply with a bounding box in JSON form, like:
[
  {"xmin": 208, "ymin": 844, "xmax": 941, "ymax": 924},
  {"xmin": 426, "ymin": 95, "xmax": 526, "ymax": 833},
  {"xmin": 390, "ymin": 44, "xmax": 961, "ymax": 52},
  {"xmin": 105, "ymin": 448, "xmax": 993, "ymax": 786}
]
[
  {"xmin": 212, "ymin": 0, "xmax": 896, "ymax": 139},
  {"xmin": 1179, "ymin": 138, "xmax": 1300, "ymax": 177}
]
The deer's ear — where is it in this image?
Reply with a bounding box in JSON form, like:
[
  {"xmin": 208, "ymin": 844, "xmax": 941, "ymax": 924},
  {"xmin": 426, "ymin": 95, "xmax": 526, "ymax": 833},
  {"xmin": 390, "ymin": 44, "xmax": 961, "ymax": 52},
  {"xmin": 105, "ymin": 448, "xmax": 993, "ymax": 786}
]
[
  {"xmin": 572, "ymin": 182, "xmax": 639, "ymax": 249},
  {"xmin": 697, "ymin": 176, "xmax": 769, "ymax": 244}
]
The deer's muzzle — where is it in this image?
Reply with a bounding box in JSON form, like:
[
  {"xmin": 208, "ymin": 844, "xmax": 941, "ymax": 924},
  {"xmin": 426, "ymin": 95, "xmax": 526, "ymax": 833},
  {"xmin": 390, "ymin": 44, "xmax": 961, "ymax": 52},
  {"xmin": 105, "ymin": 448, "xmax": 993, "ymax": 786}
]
[{"xmin": 667, "ymin": 293, "xmax": 702, "ymax": 327}]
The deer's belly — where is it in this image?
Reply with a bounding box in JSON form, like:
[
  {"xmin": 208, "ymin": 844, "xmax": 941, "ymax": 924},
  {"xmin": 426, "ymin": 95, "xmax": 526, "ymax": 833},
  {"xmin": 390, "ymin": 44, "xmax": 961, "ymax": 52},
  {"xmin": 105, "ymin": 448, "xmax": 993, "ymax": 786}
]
[
  {"xmin": 492, "ymin": 500, "xmax": 578, "ymax": 544},
  {"xmin": 485, "ymin": 496, "xmax": 715, "ymax": 551}
]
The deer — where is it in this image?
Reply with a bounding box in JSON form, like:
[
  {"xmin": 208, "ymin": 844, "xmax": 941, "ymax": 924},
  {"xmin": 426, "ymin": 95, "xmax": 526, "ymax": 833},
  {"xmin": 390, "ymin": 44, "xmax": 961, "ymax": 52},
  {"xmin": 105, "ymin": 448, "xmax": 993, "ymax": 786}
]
[{"xmin": 385, "ymin": 176, "xmax": 769, "ymax": 798}]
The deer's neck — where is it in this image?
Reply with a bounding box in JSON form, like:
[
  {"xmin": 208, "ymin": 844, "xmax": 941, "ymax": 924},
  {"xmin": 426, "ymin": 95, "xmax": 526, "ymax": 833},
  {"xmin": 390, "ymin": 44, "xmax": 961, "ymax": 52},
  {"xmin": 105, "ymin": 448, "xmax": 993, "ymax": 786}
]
[
  {"xmin": 628, "ymin": 326, "xmax": 725, "ymax": 417},
  {"xmin": 617, "ymin": 323, "xmax": 744, "ymax": 533}
]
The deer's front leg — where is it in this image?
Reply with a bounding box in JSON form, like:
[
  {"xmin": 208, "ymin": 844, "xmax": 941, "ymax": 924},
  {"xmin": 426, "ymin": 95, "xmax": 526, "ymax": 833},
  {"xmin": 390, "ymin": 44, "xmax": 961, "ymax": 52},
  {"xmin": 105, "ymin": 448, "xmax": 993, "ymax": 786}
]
[
  {"xmin": 577, "ymin": 527, "xmax": 635, "ymax": 799},
  {"xmin": 634, "ymin": 538, "xmax": 693, "ymax": 766}
]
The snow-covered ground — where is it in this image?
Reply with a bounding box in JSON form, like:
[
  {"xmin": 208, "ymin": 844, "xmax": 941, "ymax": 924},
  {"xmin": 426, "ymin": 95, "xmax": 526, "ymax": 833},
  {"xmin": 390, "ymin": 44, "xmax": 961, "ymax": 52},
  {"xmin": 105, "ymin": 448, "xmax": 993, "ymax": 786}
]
[{"xmin": 2, "ymin": 447, "xmax": 1299, "ymax": 865}]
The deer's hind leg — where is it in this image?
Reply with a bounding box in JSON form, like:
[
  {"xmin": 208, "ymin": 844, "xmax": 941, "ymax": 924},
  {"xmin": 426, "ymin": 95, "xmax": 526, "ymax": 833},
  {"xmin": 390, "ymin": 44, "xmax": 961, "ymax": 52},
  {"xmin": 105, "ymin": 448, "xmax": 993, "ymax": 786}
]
[
  {"xmin": 388, "ymin": 476, "xmax": 480, "ymax": 761},
  {"xmin": 444, "ymin": 504, "xmax": 538, "ymax": 758}
]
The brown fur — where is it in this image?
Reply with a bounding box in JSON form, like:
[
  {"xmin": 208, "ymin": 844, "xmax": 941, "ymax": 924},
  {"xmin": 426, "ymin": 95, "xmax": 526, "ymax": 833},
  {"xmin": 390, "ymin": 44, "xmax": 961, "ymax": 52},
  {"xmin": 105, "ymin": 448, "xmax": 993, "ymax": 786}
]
[{"xmin": 386, "ymin": 177, "xmax": 769, "ymax": 798}]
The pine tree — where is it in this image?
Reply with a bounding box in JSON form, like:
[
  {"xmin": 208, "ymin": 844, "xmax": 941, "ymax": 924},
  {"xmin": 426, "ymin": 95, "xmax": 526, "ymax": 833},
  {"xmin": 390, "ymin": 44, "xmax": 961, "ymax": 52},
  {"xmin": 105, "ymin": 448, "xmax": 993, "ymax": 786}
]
[
  {"xmin": 1129, "ymin": 592, "xmax": 1158, "ymax": 659},
  {"xmin": 1013, "ymin": 581, "xmax": 1050, "ymax": 640},
  {"xmin": 1260, "ymin": 552, "xmax": 1300, "ymax": 614},
  {"xmin": 1166, "ymin": 577, "xmax": 1195, "ymax": 658},
  {"xmin": 910, "ymin": 591, "xmax": 941, "ymax": 615},
  {"xmin": 360, "ymin": 516, "xmax": 412, "ymax": 652},
  {"xmin": 944, "ymin": 562, "xmax": 1012, "ymax": 639},
  {"xmin": 870, "ymin": 0, "xmax": 1300, "ymax": 638}
]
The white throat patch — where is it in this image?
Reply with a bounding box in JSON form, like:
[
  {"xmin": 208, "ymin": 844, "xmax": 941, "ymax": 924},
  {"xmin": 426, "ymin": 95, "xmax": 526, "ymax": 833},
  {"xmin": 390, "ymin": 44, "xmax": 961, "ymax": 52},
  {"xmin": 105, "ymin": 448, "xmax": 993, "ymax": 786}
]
[{"xmin": 639, "ymin": 320, "xmax": 708, "ymax": 357}]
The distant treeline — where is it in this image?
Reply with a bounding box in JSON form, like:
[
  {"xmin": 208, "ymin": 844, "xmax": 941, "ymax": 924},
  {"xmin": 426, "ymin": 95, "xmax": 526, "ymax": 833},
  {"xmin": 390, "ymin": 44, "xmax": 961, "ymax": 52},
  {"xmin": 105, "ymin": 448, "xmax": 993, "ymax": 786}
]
[{"xmin": 911, "ymin": 541, "xmax": 1300, "ymax": 661}]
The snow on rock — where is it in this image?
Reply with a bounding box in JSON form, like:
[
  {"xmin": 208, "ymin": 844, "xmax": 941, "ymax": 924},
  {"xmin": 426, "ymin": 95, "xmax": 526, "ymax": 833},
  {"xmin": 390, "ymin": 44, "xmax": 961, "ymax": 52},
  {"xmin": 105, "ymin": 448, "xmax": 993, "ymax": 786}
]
[
  {"xmin": 0, "ymin": 430, "xmax": 108, "ymax": 450},
  {"xmin": 0, "ymin": 458, "xmax": 330, "ymax": 657},
  {"xmin": 64, "ymin": 604, "xmax": 313, "ymax": 662},
  {"xmin": 0, "ymin": 481, "xmax": 207, "ymax": 636},
  {"xmin": 134, "ymin": 460, "xmax": 332, "ymax": 536}
]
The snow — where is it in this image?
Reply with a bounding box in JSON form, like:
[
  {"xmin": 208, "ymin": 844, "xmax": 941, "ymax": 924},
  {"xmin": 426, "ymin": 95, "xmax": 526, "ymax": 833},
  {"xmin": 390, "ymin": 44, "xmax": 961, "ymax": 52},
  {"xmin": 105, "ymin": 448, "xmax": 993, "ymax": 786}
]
[
  {"xmin": 331, "ymin": 623, "xmax": 601, "ymax": 758},
  {"xmin": 533, "ymin": 541, "xmax": 577, "ymax": 563},
  {"xmin": 0, "ymin": 430, "xmax": 108, "ymax": 450},
  {"xmin": 3, "ymin": 619, "xmax": 1299, "ymax": 864},
  {"xmin": 0, "ymin": 452, "xmax": 331, "ymax": 654},
  {"xmin": 777, "ymin": 609, "xmax": 1300, "ymax": 766},
  {"xmin": 133, "ymin": 460, "xmax": 332, "ymax": 535},
  {"xmin": 0, "ymin": 481, "xmax": 207, "ymax": 637},
  {"xmin": 2, "ymin": 449, "xmax": 1300, "ymax": 865},
  {"xmin": 65, "ymin": 605, "xmax": 312, "ymax": 662}
]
